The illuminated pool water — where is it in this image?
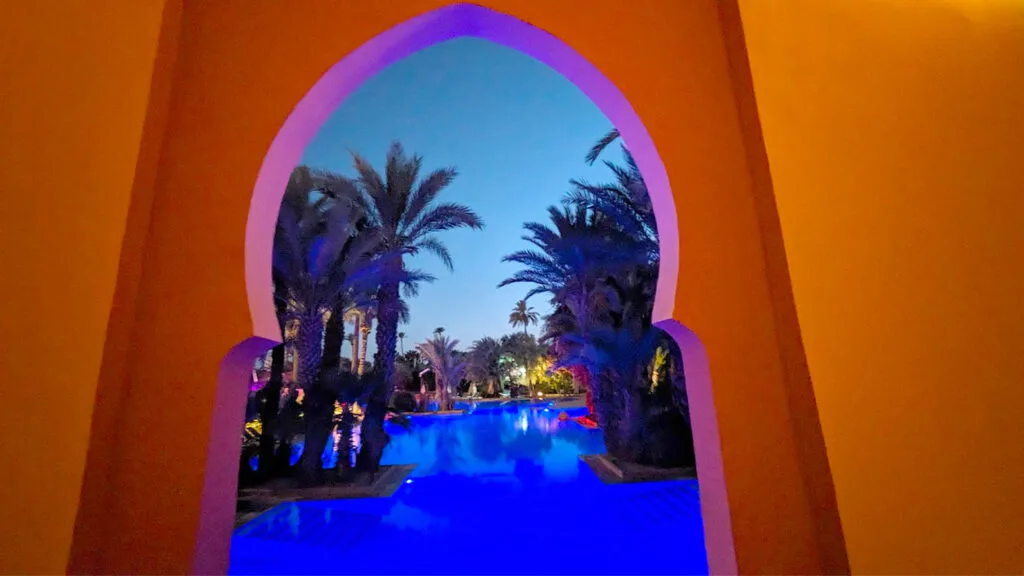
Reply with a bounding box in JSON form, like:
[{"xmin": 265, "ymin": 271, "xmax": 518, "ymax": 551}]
[{"xmin": 230, "ymin": 401, "xmax": 708, "ymax": 574}]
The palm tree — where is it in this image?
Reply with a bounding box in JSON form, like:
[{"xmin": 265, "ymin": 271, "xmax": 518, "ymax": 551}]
[
  {"xmin": 499, "ymin": 130, "xmax": 687, "ymax": 464},
  {"xmin": 466, "ymin": 337, "xmax": 502, "ymax": 396},
  {"xmin": 433, "ymin": 326, "xmax": 445, "ymax": 337},
  {"xmin": 500, "ymin": 332, "xmax": 544, "ymax": 396},
  {"xmin": 416, "ymin": 335, "xmax": 466, "ymax": 411},
  {"xmin": 348, "ymin": 142, "xmax": 481, "ymax": 474},
  {"xmin": 508, "ymin": 299, "xmax": 539, "ymax": 334},
  {"xmin": 255, "ymin": 169, "xmax": 322, "ymax": 479},
  {"xmin": 274, "ymin": 184, "xmax": 381, "ymax": 391},
  {"xmin": 257, "ymin": 278, "xmax": 290, "ymax": 478},
  {"xmin": 274, "ymin": 168, "xmax": 421, "ymax": 484},
  {"xmin": 351, "ymin": 142, "xmax": 484, "ymax": 392},
  {"xmin": 500, "ymin": 203, "xmax": 628, "ymax": 347},
  {"xmin": 398, "ymin": 331, "xmax": 406, "ymax": 354}
]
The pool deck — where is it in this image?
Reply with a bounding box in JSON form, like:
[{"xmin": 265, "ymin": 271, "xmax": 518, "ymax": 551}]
[
  {"xmin": 402, "ymin": 409, "xmax": 465, "ymax": 417},
  {"xmin": 581, "ymin": 453, "xmax": 696, "ymax": 484},
  {"xmin": 236, "ymin": 464, "xmax": 416, "ymax": 527}
]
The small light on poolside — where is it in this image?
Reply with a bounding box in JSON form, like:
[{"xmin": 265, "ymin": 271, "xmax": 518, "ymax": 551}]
[{"xmin": 405, "ymin": 479, "xmax": 413, "ymax": 484}]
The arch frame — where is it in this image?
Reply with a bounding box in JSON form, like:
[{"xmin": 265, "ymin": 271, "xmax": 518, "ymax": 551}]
[
  {"xmin": 62, "ymin": 1, "xmax": 845, "ymax": 574},
  {"xmin": 237, "ymin": 3, "xmax": 733, "ymax": 574}
]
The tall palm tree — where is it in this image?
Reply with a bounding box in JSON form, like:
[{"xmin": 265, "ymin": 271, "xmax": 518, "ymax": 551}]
[
  {"xmin": 348, "ymin": 142, "xmax": 482, "ymax": 473},
  {"xmin": 350, "ymin": 142, "xmax": 483, "ymax": 389},
  {"xmin": 508, "ymin": 299, "xmax": 539, "ymax": 334},
  {"xmin": 257, "ymin": 167, "xmax": 319, "ymax": 478},
  {"xmin": 433, "ymin": 326, "xmax": 445, "ymax": 337},
  {"xmin": 500, "ymin": 136, "xmax": 669, "ymax": 461},
  {"xmin": 398, "ymin": 331, "xmax": 406, "ymax": 354},
  {"xmin": 274, "ymin": 187, "xmax": 380, "ymax": 391},
  {"xmin": 274, "ymin": 170, "xmax": 420, "ymax": 483},
  {"xmin": 417, "ymin": 335, "xmax": 466, "ymax": 411}
]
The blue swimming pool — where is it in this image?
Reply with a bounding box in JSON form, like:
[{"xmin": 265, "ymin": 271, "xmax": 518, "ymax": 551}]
[{"xmin": 230, "ymin": 401, "xmax": 708, "ymax": 574}]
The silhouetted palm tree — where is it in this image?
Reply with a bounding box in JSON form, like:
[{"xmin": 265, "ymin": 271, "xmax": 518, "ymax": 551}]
[
  {"xmin": 417, "ymin": 335, "xmax": 466, "ymax": 411},
  {"xmin": 500, "ymin": 203, "xmax": 627, "ymax": 337},
  {"xmin": 348, "ymin": 142, "xmax": 482, "ymax": 473},
  {"xmin": 273, "ymin": 166, "xmax": 423, "ymax": 484},
  {"xmin": 350, "ymin": 142, "xmax": 483, "ymax": 389},
  {"xmin": 508, "ymin": 299, "xmax": 539, "ymax": 334},
  {"xmin": 499, "ymin": 132, "xmax": 692, "ymax": 465},
  {"xmin": 499, "ymin": 332, "xmax": 544, "ymax": 396},
  {"xmin": 466, "ymin": 337, "xmax": 502, "ymax": 396}
]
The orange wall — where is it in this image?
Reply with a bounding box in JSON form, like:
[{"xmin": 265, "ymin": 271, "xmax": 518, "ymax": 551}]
[
  {"xmin": 738, "ymin": 0, "xmax": 1024, "ymax": 573},
  {"xmin": 0, "ymin": 1, "xmax": 170, "ymax": 573},
  {"xmin": 18, "ymin": 0, "xmax": 1023, "ymax": 573}
]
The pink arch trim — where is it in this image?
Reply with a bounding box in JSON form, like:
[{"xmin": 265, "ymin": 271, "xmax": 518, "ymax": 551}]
[{"xmin": 244, "ymin": 2, "xmax": 678, "ymax": 344}]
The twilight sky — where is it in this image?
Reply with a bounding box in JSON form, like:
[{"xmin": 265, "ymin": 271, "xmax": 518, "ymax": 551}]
[{"xmin": 300, "ymin": 37, "xmax": 615, "ymax": 355}]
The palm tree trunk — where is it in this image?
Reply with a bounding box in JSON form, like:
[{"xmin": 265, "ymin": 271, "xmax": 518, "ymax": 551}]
[
  {"xmin": 293, "ymin": 311, "xmax": 333, "ymax": 484},
  {"xmin": 295, "ymin": 313, "xmax": 324, "ymax": 390},
  {"xmin": 374, "ymin": 281, "xmax": 399, "ymax": 382},
  {"xmin": 298, "ymin": 386, "xmax": 334, "ymax": 485},
  {"xmin": 271, "ymin": 388, "xmax": 300, "ymax": 477},
  {"xmin": 439, "ymin": 378, "xmax": 451, "ymax": 411},
  {"xmin": 350, "ymin": 313, "xmax": 360, "ymax": 373},
  {"xmin": 356, "ymin": 280, "xmax": 401, "ymax": 476},
  {"xmin": 358, "ymin": 319, "xmax": 371, "ymax": 376},
  {"xmin": 257, "ymin": 344, "xmax": 285, "ymax": 478},
  {"xmin": 260, "ymin": 276, "xmax": 290, "ymax": 480},
  {"xmin": 620, "ymin": 382, "xmax": 644, "ymax": 462},
  {"xmin": 593, "ymin": 373, "xmax": 625, "ymax": 457},
  {"xmin": 322, "ymin": 304, "xmax": 345, "ymax": 373},
  {"xmin": 337, "ymin": 405, "xmax": 355, "ymax": 472}
]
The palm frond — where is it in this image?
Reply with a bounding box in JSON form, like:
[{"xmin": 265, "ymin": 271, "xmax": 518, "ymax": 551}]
[
  {"xmin": 406, "ymin": 202, "xmax": 484, "ymax": 240},
  {"xmin": 415, "ymin": 235, "xmax": 455, "ymax": 271},
  {"xmin": 584, "ymin": 128, "xmax": 621, "ymax": 165},
  {"xmin": 400, "ymin": 167, "xmax": 458, "ymax": 231}
]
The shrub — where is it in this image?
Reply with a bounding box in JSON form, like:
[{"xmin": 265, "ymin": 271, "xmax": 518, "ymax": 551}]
[
  {"xmin": 392, "ymin": 390, "xmax": 417, "ymax": 413},
  {"xmin": 639, "ymin": 406, "xmax": 695, "ymax": 468}
]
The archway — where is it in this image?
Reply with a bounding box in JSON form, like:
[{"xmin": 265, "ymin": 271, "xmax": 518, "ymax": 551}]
[
  {"xmin": 233, "ymin": 4, "xmax": 732, "ymax": 573},
  {"xmin": 68, "ymin": 2, "xmax": 843, "ymax": 574}
]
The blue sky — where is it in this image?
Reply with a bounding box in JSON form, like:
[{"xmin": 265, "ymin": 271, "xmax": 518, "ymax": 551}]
[{"xmin": 300, "ymin": 38, "xmax": 614, "ymax": 354}]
